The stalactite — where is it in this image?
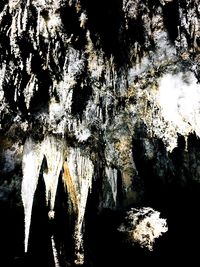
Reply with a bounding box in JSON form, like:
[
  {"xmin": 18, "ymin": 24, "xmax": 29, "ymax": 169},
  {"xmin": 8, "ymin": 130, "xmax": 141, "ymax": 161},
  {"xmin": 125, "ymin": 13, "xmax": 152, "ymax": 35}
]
[
  {"xmin": 2, "ymin": 0, "xmax": 200, "ymax": 266},
  {"xmin": 21, "ymin": 137, "xmax": 43, "ymax": 253},
  {"xmin": 66, "ymin": 147, "xmax": 94, "ymax": 265},
  {"xmin": 21, "ymin": 135, "xmax": 64, "ymax": 252},
  {"xmin": 63, "ymin": 161, "xmax": 78, "ymax": 213},
  {"xmin": 0, "ymin": 64, "xmax": 6, "ymax": 123}
]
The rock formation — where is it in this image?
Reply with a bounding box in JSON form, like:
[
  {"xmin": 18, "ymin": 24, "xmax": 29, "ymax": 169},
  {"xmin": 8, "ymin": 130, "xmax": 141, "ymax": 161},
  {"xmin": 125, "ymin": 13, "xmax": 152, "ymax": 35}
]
[{"xmin": 1, "ymin": 0, "xmax": 200, "ymax": 266}]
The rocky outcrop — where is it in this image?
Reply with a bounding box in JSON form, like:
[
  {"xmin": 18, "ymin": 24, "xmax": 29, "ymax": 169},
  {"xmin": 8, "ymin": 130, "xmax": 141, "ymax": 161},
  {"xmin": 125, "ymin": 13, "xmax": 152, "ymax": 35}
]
[{"xmin": 1, "ymin": 0, "xmax": 200, "ymax": 266}]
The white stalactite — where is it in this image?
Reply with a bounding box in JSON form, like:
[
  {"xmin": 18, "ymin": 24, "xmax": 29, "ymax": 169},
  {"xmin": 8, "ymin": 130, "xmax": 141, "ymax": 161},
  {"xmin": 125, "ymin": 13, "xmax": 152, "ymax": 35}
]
[
  {"xmin": 21, "ymin": 138, "xmax": 44, "ymax": 253},
  {"xmin": 67, "ymin": 148, "xmax": 94, "ymax": 265},
  {"xmin": 24, "ymin": 74, "xmax": 37, "ymax": 110},
  {"xmin": 21, "ymin": 136, "xmax": 64, "ymax": 252},
  {"xmin": 22, "ymin": 136, "xmax": 93, "ymax": 264}
]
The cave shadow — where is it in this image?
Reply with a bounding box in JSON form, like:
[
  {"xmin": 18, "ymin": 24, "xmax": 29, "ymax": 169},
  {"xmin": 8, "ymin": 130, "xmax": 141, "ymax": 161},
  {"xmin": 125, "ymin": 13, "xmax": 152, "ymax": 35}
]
[
  {"xmin": 132, "ymin": 127, "xmax": 200, "ymax": 265},
  {"xmin": 83, "ymin": 128, "xmax": 200, "ymax": 267}
]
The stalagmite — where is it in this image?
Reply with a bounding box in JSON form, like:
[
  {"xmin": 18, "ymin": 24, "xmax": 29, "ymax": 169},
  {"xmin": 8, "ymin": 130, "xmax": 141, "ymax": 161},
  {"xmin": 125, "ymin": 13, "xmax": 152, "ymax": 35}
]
[
  {"xmin": 118, "ymin": 207, "xmax": 168, "ymax": 251},
  {"xmin": 51, "ymin": 235, "xmax": 60, "ymax": 267}
]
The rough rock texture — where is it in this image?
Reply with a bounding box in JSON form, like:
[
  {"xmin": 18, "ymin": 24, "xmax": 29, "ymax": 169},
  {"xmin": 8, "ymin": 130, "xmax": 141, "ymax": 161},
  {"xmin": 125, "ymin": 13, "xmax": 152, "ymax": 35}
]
[
  {"xmin": 1, "ymin": 0, "xmax": 200, "ymax": 266},
  {"xmin": 118, "ymin": 207, "xmax": 168, "ymax": 251}
]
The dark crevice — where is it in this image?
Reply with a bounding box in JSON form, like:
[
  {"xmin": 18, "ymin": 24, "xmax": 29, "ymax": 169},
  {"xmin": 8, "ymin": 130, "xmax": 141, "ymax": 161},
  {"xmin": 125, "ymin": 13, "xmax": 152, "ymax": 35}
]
[
  {"xmin": 31, "ymin": 52, "xmax": 43, "ymax": 74},
  {"xmin": 162, "ymin": 0, "xmax": 179, "ymax": 43},
  {"xmin": 0, "ymin": 0, "xmax": 8, "ymax": 12},
  {"xmin": 0, "ymin": 10, "xmax": 12, "ymax": 65},
  {"xmin": 84, "ymin": 0, "xmax": 125, "ymax": 64},
  {"xmin": 71, "ymin": 77, "xmax": 92, "ymax": 120},
  {"xmin": 17, "ymin": 33, "xmax": 34, "ymax": 62},
  {"xmin": 60, "ymin": 4, "xmax": 86, "ymax": 50},
  {"xmin": 117, "ymin": 170, "xmax": 124, "ymax": 207},
  {"xmin": 29, "ymin": 69, "xmax": 51, "ymax": 113}
]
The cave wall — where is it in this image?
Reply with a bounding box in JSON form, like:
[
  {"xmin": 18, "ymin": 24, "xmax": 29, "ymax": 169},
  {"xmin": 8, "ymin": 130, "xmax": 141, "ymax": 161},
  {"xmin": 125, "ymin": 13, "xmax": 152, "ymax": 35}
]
[{"xmin": 1, "ymin": 0, "xmax": 200, "ymax": 266}]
